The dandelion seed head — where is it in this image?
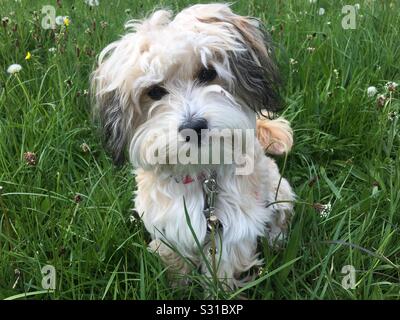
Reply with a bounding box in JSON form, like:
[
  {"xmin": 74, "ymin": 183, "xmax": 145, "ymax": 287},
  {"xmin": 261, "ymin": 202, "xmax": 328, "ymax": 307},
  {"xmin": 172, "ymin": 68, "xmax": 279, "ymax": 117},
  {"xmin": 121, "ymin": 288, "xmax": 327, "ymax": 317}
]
[
  {"xmin": 7, "ymin": 63, "xmax": 22, "ymax": 74},
  {"xmin": 367, "ymin": 86, "xmax": 377, "ymax": 97},
  {"xmin": 55, "ymin": 16, "xmax": 64, "ymax": 26},
  {"xmin": 85, "ymin": 0, "xmax": 99, "ymax": 6}
]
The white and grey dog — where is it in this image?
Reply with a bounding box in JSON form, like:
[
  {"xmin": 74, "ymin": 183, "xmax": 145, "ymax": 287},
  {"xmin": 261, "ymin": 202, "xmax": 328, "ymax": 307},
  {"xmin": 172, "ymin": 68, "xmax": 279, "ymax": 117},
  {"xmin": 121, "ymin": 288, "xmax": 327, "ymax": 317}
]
[{"xmin": 92, "ymin": 3, "xmax": 295, "ymax": 289}]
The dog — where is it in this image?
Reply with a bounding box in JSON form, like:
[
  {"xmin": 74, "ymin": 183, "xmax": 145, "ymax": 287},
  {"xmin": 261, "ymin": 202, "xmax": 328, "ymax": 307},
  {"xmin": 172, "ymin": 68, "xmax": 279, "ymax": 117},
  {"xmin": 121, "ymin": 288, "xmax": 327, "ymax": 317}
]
[{"xmin": 91, "ymin": 3, "xmax": 295, "ymax": 289}]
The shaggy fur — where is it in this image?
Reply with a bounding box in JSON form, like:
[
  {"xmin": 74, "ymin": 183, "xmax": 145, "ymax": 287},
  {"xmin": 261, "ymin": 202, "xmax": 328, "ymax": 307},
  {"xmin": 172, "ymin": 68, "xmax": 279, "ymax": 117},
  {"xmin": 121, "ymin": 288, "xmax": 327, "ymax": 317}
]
[{"xmin": 92, "ymin": 3, "xmax": 295, "ymax": 289}]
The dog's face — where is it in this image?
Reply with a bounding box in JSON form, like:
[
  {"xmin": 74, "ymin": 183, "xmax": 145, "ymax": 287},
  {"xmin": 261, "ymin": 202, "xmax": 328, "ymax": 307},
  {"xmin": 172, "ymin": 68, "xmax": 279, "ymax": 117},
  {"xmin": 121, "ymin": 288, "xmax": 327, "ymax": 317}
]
[{"xmin": 92, "ymin": 3, "xmax": 281, "ymax": 172}]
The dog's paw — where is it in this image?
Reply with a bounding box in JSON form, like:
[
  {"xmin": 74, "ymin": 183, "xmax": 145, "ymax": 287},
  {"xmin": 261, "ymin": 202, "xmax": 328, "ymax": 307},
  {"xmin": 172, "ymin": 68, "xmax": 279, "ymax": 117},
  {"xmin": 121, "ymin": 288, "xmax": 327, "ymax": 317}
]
[
  {"xmin": 266, "ymin": 224, "xmax": 287, "ymax": 249},
  {"xmin": 265, "ymin": 208, "xmax": 292, "ymax": 249},
  {"xmin": 148, "ymin": 239, "xmax": 194, "ymax": 277}
]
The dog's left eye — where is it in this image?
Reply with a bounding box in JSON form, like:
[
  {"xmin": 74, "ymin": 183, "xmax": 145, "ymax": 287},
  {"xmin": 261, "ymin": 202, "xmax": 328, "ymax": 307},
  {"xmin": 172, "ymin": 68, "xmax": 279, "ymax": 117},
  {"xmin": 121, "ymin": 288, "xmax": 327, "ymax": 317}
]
[
  {"xmin": 147, "ymin": 85, "xmax": 168, "ymax": 100},
  {"xmin": 197, "ymin": 67, "xmax": 217, "ymax": 83}
]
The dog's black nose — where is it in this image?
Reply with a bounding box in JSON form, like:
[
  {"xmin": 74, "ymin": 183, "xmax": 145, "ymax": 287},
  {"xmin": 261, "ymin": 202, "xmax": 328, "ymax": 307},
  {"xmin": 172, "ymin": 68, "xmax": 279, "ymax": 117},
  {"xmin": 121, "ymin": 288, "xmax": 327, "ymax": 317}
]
[{"xmin": 178, "ymin": 117, "xmax": 208, "ymax": 142}]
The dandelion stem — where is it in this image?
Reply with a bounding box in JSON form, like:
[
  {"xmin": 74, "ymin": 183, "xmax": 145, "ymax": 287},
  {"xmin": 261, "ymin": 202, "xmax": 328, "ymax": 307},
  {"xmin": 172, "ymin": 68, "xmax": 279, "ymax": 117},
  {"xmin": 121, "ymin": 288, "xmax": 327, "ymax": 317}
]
[{"xmin": 15, "ymin": 74, "xmax": 31, "ymax": 106}]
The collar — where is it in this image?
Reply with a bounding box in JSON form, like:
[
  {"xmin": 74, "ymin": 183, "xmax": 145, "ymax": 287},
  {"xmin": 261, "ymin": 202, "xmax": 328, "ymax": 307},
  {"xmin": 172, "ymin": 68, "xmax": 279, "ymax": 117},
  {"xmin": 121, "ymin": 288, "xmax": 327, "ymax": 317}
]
[
  {"xmin": 173, "ymin": 172, "xmax": 208, "ymax": 185},
  {"xmin": 173, "ymin": 170, "xmax": 222, "ymax": 234}
]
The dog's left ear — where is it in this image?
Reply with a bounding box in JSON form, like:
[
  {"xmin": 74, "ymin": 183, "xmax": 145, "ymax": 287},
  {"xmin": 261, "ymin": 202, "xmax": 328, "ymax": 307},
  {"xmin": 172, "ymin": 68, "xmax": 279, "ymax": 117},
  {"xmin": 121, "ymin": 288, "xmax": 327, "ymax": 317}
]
[
  {"xmin": 196, "ymin": 4, "xmax": 282, "ymax": 113},
  {"xmin": 228, "ymin": 16, "xmax": 282, "ymax": 113}
]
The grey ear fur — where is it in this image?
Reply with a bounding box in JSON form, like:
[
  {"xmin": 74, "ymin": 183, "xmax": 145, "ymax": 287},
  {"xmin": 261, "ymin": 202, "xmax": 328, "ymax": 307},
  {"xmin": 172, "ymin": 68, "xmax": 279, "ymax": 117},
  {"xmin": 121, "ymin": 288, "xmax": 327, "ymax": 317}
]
[
  {"xmin": 98, "ymin": 91, "xmax": 128, "ymax": 166},
  {"xmin": 228, "ymin": 18, "xmax": 282, "ymax": 114}
]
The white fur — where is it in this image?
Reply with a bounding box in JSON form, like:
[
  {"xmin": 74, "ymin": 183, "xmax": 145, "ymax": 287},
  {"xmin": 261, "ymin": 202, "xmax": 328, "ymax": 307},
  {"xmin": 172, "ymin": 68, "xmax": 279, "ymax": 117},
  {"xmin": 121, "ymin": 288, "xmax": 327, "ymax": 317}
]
[{"xmin": 92, "ymin": 3, "xmax": 295, "ymax": 289}]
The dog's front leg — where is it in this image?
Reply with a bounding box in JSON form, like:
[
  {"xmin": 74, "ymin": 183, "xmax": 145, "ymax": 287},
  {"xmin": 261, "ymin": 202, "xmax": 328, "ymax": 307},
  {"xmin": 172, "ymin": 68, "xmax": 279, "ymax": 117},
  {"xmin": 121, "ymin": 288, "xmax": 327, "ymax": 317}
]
[
  {"xmin": 200, "ymin": 233, "xmax": 262, "ymax": 290},
  {"xmin": 148, "ymin": 239, "xmax": 195, "ymax": 284}
]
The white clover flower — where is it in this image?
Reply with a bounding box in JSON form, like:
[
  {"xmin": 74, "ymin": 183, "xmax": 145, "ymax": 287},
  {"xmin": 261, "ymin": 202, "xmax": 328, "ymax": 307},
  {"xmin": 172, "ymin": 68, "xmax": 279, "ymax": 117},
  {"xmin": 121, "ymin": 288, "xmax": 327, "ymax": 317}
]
[
  {"xmin": 320, "ymin": 203, "xmax": 332, "ymax": 218},
  {"xmin": 314, "ymin": 202, "xmax": 332, "ymax": 218},
  {"xmin": 289, "ymin": 58, "xmax": 298, "ymax": 65},
  {"xmin": 85, "ymin": 0, "xmax": 99, "ymax": 6},
  {"xmin": 48, "ymin": 47, "xmax": 56, "ymax": 53},
  {"xmin": 318, "ymin": 8, "xmax": 325, "ymax": 15},
  {"xmin": 7, "ymin": 63, "xmax": 22, "ymax": 74},
  {"xmin": 367, "ymin": 86, "xmax": 377, "ymax": 97}
]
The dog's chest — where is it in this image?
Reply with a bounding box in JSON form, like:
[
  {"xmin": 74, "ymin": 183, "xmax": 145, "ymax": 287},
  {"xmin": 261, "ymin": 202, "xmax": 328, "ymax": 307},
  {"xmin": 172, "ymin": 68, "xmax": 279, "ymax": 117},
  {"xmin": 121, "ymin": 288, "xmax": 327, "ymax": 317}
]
[{"xmin": 134, "ymin": 169, "xmax": 268, "ymax": 248}]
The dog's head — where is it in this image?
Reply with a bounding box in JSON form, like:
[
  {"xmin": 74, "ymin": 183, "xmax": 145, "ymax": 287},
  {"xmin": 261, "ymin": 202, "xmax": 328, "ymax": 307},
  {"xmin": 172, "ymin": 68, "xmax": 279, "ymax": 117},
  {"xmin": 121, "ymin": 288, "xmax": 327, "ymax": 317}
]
[{"xmin": 91, "ymin": 3, "xmax": 281, "ymax": 171}]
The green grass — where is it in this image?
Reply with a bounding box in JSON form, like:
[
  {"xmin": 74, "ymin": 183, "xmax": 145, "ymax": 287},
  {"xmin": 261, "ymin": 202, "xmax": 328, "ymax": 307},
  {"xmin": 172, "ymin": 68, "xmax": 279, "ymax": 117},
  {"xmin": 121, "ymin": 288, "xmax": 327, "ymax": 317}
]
[{"xmin": 0, "ymin": 0, "xmax": 399, "ymax": 300}]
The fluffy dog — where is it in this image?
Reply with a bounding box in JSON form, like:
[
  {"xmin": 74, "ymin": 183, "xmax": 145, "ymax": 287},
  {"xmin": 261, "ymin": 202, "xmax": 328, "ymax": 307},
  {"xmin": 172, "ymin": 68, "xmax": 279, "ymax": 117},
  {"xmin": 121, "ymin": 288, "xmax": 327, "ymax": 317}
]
[{"xmin": 91, "ymin": 3, "xmax": 295, "ymax": 289}]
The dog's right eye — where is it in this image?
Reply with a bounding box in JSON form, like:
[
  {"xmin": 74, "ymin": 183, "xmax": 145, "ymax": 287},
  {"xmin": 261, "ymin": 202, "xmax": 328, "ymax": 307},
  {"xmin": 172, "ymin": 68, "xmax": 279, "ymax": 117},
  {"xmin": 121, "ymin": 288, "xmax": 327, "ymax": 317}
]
[{"xmin": 147, "ymin": 85, "xmax": 168, "ymax": 100}]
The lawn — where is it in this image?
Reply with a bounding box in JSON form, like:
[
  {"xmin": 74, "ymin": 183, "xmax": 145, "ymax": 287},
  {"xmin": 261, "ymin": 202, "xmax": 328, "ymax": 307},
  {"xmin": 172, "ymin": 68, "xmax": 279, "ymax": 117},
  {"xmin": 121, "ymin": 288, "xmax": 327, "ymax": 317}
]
[{"xmin": 0, "ymin": 0, "xmax": 399, "ymax": 300}]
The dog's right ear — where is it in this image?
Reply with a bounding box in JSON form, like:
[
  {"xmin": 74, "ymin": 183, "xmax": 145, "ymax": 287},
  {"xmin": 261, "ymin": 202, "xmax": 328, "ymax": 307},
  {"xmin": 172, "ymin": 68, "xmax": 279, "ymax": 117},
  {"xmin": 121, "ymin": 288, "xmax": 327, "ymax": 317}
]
[
  {"xmin": 91, "ymin": 88, "xmax": 129, "ymax": 166},
  {"xmin": 91, "ymin": 43, "xmax": 134, "ymax": 167}
]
